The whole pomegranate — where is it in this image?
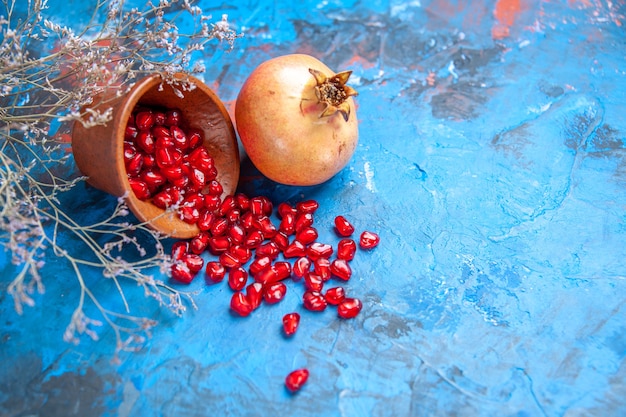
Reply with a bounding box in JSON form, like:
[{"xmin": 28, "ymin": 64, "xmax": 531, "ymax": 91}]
[{"xmin": 235, "ymin": 54, "xmax": 359, "ymax": 186}]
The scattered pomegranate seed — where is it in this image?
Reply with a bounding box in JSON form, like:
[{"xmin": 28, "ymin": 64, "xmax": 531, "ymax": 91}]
[
  {"xmin": 337, "ymin": 297, "xmax": 362, "ymax": 319},
  {"xmin": 313, "ymin": 258, "xmax": 332, "ymax": 281},
  {"xmin": 135, "ymin": 111, "xmax": 155, "ymax": 130},
  {"xmin": 228, "ymin": 266, "xmax": 249, "ymax": 291},
  {"xmin": 263, "ymin": 282, "xmax": 287, "ymax": 304},
  {"xmin": 303, "ymin": 290, "xmax": 327, "ymax": 312},
  {"xmin": 246, "ymin": 282, "xmax": 264, "ymax": 310},
  {"xmin": 337, "ymin": 238, "xmax": 357, "ymax": 261},
  {"xmin": 306, "ymin": 242, "xmax": 333, "ymax": 261},
  {"xmin": 171, "ymin": 263, "xmax": 194, "ymax": 284},
  {"xmin": 359, "ymin": 231, "xmax": 380, "ymax": 250},
  {"xmin": 324, "ymin": 287, "xmax": 346, "ymax": 305},
  {"xmin": 334, "ymin": 215, "xmax": 355, "ymax": 237},
  {"xmin": 292, "ymin": 256, "xmax": 311, "ymax": 279},
  {"xmin": 285, "ymin": 369, "xmax": 309, "ymax": 393},
  {"xmin": 296, "ymin": 226, "xmax": 318, "ymax": 245},
  {"xmin": 282, "ymin": 313, "xmax": 300, "ymax": 336},
  {"xmin": 182, "ymin": 253, "xmax": 204, "ymax": 273},
  {"xmin": 296, "ymin": 199, "xmax": 319, "ymax": 214},
  {"xmin": 304, "ymin": 273, "xmax": 324, "ymax": 292},
  {"xmin": 330, "ymin": 259, "xmax": 352, "ymax": 281},
  {"xmin": 283, "ymin": 240, "xmax": 306, "ymax": 258},
  {"xmin": 230, "ymin": 292, "xmax": 253, "ymax": 317},
  {"xmin": 205, "ymin": 261, "xmax": 226, "ymax": 283}
]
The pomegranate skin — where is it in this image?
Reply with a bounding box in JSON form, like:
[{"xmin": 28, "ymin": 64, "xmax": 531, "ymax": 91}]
[{"xmin": 235, "ymin": 54, "xmax": 358, "ymax": 186}]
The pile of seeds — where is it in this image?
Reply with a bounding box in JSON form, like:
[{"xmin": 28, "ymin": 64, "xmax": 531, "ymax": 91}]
[{"xmin": 124, "ymin": 105, "xmax": 380, "ymax": 393}]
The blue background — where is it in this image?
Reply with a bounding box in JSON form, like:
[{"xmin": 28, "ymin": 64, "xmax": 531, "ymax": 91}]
[{"xmin": 1, "ymin": 0, "xmax": 626, "ymax": 416}]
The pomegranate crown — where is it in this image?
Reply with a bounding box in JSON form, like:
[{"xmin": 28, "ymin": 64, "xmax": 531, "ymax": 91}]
[{"xmin": 309, "ymin": 68, "xmax": 358, "ymax": 122}]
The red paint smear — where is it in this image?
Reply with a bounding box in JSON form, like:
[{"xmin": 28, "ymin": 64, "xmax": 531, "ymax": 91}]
[{"xmin": 492, "ymin": 0, "xmax": 523, "ymax": 39}]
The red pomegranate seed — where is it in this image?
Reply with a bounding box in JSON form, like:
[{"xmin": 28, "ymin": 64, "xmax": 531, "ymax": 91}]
[
  {"xmin": 296, "ymin": 199, "xmax": 319, "ymax": 214},
  {"xmin": 197, "ymin": 210, "xmax": 215, "ymax": 231},
  {"xmin": 136, "ymin": 130, "xmax": 155, "ymax": 154},
  {"xmin": 154, "ymin": 111, "xmax": 166, "ymax": 126},
  {"xmin": 278, "ymin": 212, "xmax": 296, "ymax": 235},
  {"xmin": 230, "ymin": 245, "xmax": 252, "ymax": 264},
  {"xmin": 171, "ymin": 263, "xmax": 194, "ymax": 284},
  {"xmin": 182, "ymin": 253, "xmax": 204, "ymax": 273},
  {"xmin": 187, "ymin": 128, "xmax": 203, "ymax": 149},
  {"xmin": 210, "ymin": 217, "xmax": 229, "ymax": 236},
  {"xmin": 313, "ymin": 258, "xmax": 331, "ymax": 281},
  {"xmin": 208, "ymin": 236, "xmax": 231, "ymax": 254},
  {"xmin": 283, "ymin": 240, "xmax": 306, "ymax": 258},
  {"xmin": 125, "ymin": 125, "xmax": 138, "ymax": 141},
  {"xmin": 179, "ymin": 205, "xmax": 200, "ymax": 224},
  {"xmin": 294, "ymin": 212, "xmax": 314, "ymax": 233},
  {"xmin": 156, "ymin": 146, "xmax": 182, "ymax": 168},
  {"xmin": 259, "ymin": 196, "xmax": 273, "ymax": 216},
  {"xmin": 244, "ymin": 229, "xmax": 264, "ymax": 248},
  {"xmin": 306, "ymin": 242, "xmax": 333, "ymax": 260},
  {"xmin": 256, "ymin": 242, "xmax": 280, "ymax": 259},
  {"xmin": 135, "ymin": 110, "xmax": 154, "ymax": 130},
  {"xmin": 235, "ymin": 193, "xmax": 250, "ymax": 211},
  {"xmin": 170, "ymin": 125, "xmax": 188, "ymax": 150},
  {"xmin": 330, "ymin": 259, "xmax": 352, "ymax": 281},
  {"xmin": 164, "ymin": 108, "xmax": 181, "ymax": 126},
  {"xmin": 219, "ymin": 251, "xmax": 240, "ymax": 269},
  {"xmin": 155, "ymin": 133, "xmax": 175, "ymax": 149},
  {"xmin": 254, "ymin": 266, "xmax": 279, "ymax": 285},
  {"xmin": 272, "ymin": 232, "xmax": 289, "ymax": 251},
  {"xmin": 228, "ymin": 266, "xmax": 249, "ymax": 291},
  {"xmin": 277, "ymin": 202, "xmax": 297, "ymax": 218},
  {"xmin": 226, "ymin": 208, "xmax": 241, "ymax": 224},
  {"xmin": 334, "ymin": 215, "xmax": 355, "ymax": 237},
  {"xmin": 126, "ymin": 153, "xmax": 143, "ymax": 177},
  {"xmin": 296, "ymin": 226, "xmax": 318, "ymax": 245},
  {"xmin": 142, "ymin": 153, "xmax": 156, "ymax": 169},
  {"xmin": 359, "ymin": 231, "xmax": 380, "ymax": 250},
  {"xmin": 123, "ymin": 142, "xmax": 137, "ymax": 163},
  {"xmin": 273, "ymin": 261, "xmax": 292, "ymax": 281},
  {"xmin": 161, "ymin": 165, "xmax": 185, "ymax": 182},
  {"xmin": 230, "ymin": 292, "xmax": 253, "ymax": 317},
  {"xmin": 292, "ymin": 257, "xmax": 311, "ymax": 279},
  {"xmin": 205, "ymin": 261, "xmax": 226, "ymax": 283},
  {"xmin": 171, "ymin": 240, "xmax": 189, "ymax": 261},
  {"xmin": 128, "ymin": 178, "xmax": 151, "ymax": 200},
  {"xmin": 254, "ymin": 216, "xmax": 277, "ymax": 239},
  {"xmin": 338, "ymin": 297, "xmax": 362, "ymax": 319},
  {"xmin": 302, "ymin": 290, "xmax": 327, "ymax": 311},
  {"xmin": 219, "ymin": 195, "xmax": 237, "ymax": 216},
  {"xmin": 304, "ymin": 273, "xmax": 324, "ymax": 292},
  {"xmin": 324, "ymin": 287, "xmax": 346, "ymax": 305},
  {"xmin": 337, "ymin": 238, "xmax": 357, "ymax": 261},
  {"xmin": 282, "ymin": 312, "xmax": 300, "ymax": 336},
  {"xmin": 188, "ymin": 167, "xmax": 206, "ymax": 189},
  {"xmin": 263, "ymin": 282, "xmax": 287, "ymax": 304},
  {"xmin": 183, "ymin": 192, "xmax": 204, "ymax": 209},
  {"xmin": 228, "ymin": 223, "xmax": 246, "ymax": 244},
  {"xmin": 246, "ymin": 282, "xmax": 264, "ymax": 309},
  {"xmin": 249, "ymin": 196, "xmax": 265, "ymax": 216},
  {"xmin": 152, "ymin": 186, "xmax": 181, "ymax": 209},
  {"xmin": 250, "ymin": 256, "xmax": 272, "ymax": 276},
  {"xmin": 204, "ymin": 194, "xmax": 221, "ymax": 212},
  {"xmin": 151, "ymin": 125, "xmax": 171, "ymax": 139},
  {"xmin": 189, "ymin": 231, "xmax": 209, "ymax": 254},
  {"xmin": 187, "ymin": 146, "xmax": 214, "ymax": 173},
  {"xmin": 207, "ymin": 180, "xmax": 223, "ymax": 196},
  {"xmin": 141, "ymin": 169, "xmax": 166, "ymax": 191},
  {"xmin": 285, "ymin": 369, "xmax": 309, "ymax": 393}
]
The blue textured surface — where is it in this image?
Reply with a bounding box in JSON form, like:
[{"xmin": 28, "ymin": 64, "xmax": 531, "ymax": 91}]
[{"xmin": 2, "ymin": 1, "xmax": 626, "ymax": 416}]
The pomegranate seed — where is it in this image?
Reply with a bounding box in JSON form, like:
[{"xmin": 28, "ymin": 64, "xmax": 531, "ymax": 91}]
[
  {"xmin": 152, "ymin": 186, "xmax": 181, "ymax": 209},
  {"xmin": 313, "ymin": 258, "xmax": 331, "ymax": 281},
  {"xmin": 156, "ymin": 146, "xmax": 182, "ymax": 168},
  {"xmin": 254, "ymin": 216, "xmax": 277, "ymax": 239},
  {"xmin": 210, "ymin": 217, "xmax": 229, "ymax": 236},
  {"xmin": 142, "ymin": 153, "xmax": 156, "ymax": 169},
  {"xmin": 154, "ymin": 111, "xmax": 166, "ymax": 126},
  {"xmin": 155, "ymin": 133, "xmax": 175, "ymax": 149},
  {"xmin": 230, "ymin": 292, "xmax": 253, "ymax": 317},
  {"xmin": 128, "ymin": 178, "xmax": 151, "ymax": 200},
  {"xmin": 285, "ymin": 369, "xmax": 309, "ymax": 393},
  {"xmin": 161, "ymin": 165, "xmax": 185, "ymax": 182},
  {"xmin": 219, "ymin": 251, "xmax": 241, "ymax": 269},
  {"xmin": 334, "ymin": 215, "xmax": 355, "ymax": 237},
  {"xmin": 230, "ymin": 245, "xmax": 252, "ymax": 264},
  {"xmin": 306, "ymin": 242, "xmax": 333, "ymax": 260},
  {"xmin": 324, "ymin": 287, "xmax": 346, "ymax": 305},
  {"xmin": 246, "ymin": 282, "xmax": 264, "ymax": 309},
  {"xmin": 151, "ymin": 125, "xmax": 171, "ymax": 139},
  {"xmin": 188, "ymin": 167, "xmax": 206, "ymax": 189},
  {"xmin": 207, "ymin": 180, "xmax": 223, "ymax": 196},
  {"xmin": 283, "ymin": 240, "xmax": 306, "ymax": 258},
  {"xmin": 228, "ymin": 223, "xmax": 246, "ymax": 244},
  {"xmin": 337, "ymin": 238, "xmax": 357, "ymax": 261},
  {"xmin": 190, "ymin": 231, "xmax": 209, "ymax": 254},
  {"xmin": 295, "ymin": 226, "xmax": 318, "ymax": 245},
  {"xmin": 278, "ymin": 212, "xmax": 296, "ymax": 235},
  {"xmin": 125, "ymin": 125, "xmax": 138, "ymax": 141},
  {"xmin": 330, "ymin": 259, "xmax": 352, "ymax": 281},
  {"xmin": 141, "ymin": 169, "xmax": 166, "ymax": 191},
  {"xmin": 135, "ymin": 111, "xmax": 154, "ymax": 130},
  {"xmin": 164, "ymin": 108, "xmax": 181, "ymax": 126},
  {"xmin": 239, "ymin": 211, "xmax": 255, "ymax": 230},
  {"xmin": 125, "ymin": 153, "xmax": 143, "ymax": 177},
  {"xmin": 208, "ymin": 236, "xmax": 231, "ymax": 254},
  {"xmin": 179, "ymin": 205, "xmax": 200, "ymax": 224},
  {"xmin": 226, "ymin": 208, "xmax": 241, "ymax": 224},
  {"xmin": 294, "ymin": 212, "xmax": 314, "ymax": 233},
  {"xmin": 235, "ymin": 193, "xmax": 250, "ymax": 211},
  {"xmin": 250, "ymin": 256, "xmax": 272, "ymax": 276},
  {"xmin": 359, "ymin": 231, "xmax": 380, "ymax": 250},
  {"xmin": 197, "ymin": 210, "xmax": 215, "ymax": 231},
  {"xmin": 182, "ymin": 253, "xmax": 204, "ymax": 273},
  {"xmin": 219, "ymin": 195, "xmax": 237, "ymax": 216},
  {"xmin": 183, "ymin": 192, "xmax": 204, "ymax": 209},
  {"xmin": 205, "ymin": 261, "xmax": 226, "ymax": 283},
  {"xmin": 123, "ymin": 142, "xmax": 137, "ymax": 163},
  {"xmin": 273, "ymin": 261, "xmax": 292, "ymax": 281},
  {"xmin": 338, "ymin": 297, "xmax": 362, "ymax": 319},
  {"xmin": 187, "ymin": 128, "xmax": 203, "ymax": 149},
  {"xmin": 187, "ymin": 146, "xmax": 214, "ymax": 173},
  {"xmin": 249, "ymin": 196, "xmax": 265, "ymax": 216},
  {"xmin": 296, "ymin": 199, "xmax": 319, "ymax": 214},
  {"xmin": 170, "ymin": 125, "xmax": 188, "ymax": 150},
  {"xmin": 304, "ymin": 273, "xmax": 324, "ymax": 292},
  {"xmin": 256, "ymin": 242, "xmax": 280, "ymax": 259},
  {"xmin": 171, "ymin": 240, "xmax": 189, "ymax": 261},
  {"xmin": 204, "ymin": 194, "xmax": 221, "ymax": 212},
  {"xmin": 263, "ymin": 282, "xmax": 287, "ymax": 304},
  {"xmin": 136, "ymin": 130, "xmax": 155, "ymax": 154},
  {"xmin": 302, "ymin": 290, "xmax": 327, "ymax": 311},
  {"xmin": 282, "ymin": 312, "xmax": 300, "ymax": 336},
  {"xmin": 277, "ymin": 202, "xmax": 297, "ymax": 218},
  {"xmin": 292, "ymin": 257, "xmax": 311, "ymax": 279},
  {"xmin": 228, "ymin": 266, "xmax": 249, "ymax": 291},
  {"xmin": 272, "ymin": 232, "xmax": 289, "ymax": 251},
  {"xmin": 171, "ymin": 263, "xmax": 194, "ymax": 284},
  {"xmin": 255, "ymin": 266, "xmax": 279, "ymax": 285},
  {"xmin": 244, "ymin": 229, "xmax": 265, "ymax": 248}
]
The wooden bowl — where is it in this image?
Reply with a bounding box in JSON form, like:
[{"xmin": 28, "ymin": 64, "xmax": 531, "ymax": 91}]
[{"xmin": 71, "ymin": 73, "xmax": 239, "ymax": 239}]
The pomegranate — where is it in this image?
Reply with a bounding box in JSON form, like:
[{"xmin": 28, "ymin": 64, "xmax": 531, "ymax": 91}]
[
  {"xmin": 285, "ymin": 368, "xmax": 309, "ymax": 393},
  {"xmin": 235, "ymin": 54, "xmax": 359, "ymax": 186}
]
